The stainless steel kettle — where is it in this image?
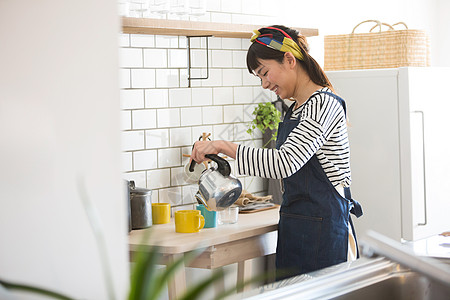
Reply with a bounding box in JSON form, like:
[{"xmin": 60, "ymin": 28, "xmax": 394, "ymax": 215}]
[{"xmin": 189, "ymin": 154, "xmax": 242, "ymax": 211}]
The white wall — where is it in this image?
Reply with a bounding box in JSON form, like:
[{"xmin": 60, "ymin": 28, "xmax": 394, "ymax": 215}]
[
  {"xmin": 434, "ymin": 0, "xmax": 450, "ymax": 66},
  {"xmin": 275, "ymin": 0, "xmax": 447, "ymax": 67},
  {"xmin": 0, "ymin": 1, "xmax": 129, "ymax": 299}
]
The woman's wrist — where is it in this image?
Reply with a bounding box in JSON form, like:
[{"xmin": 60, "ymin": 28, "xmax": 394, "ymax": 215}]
[
  {"xmin": 217, "ymin": 140, "xmax": 237, "ymax": 159},
  {"xmin": 212, "ymin": 140, "xmax": 222, "ymax": 154}
]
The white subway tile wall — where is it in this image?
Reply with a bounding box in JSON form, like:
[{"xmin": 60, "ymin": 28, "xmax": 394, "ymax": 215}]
[
  {"xmin": 118, "ymin": 34, "xmax": 130, "ymax": 47},
  {"xmin": 122, "ymin": 130, "xmax": 145, "ymax": 151},
  {"xmin": 222, "ymin": 69, "xmax": 242, "ymax": 86},
  {"xmin": 121, "ymin": 111, "xmax": 132, "ymax": 130},
  {"xmin": 132, "ymin": 109, "xmax": 157, "ymax": 129},
  {"xmin": 155, "ymin": 69, "xmax": 179, "ymax": 88},
  {"xmin": 147, "ymin": 169, "xmax": 171, "ymax": 190},
  {"xmin": 157, "ymin": 108, "xmax": 180, "ymax": 128},
  {"xmin": 211, "ymin": 12, "xmax": 232, "ymax": 23},
  {"xmin": 122, "ymin": 152, "xmax": 132, "ymax": 172},
  {"xmin": 221, "ymin": 0, "xmax": 242, "ymax": 14},
  {"xmin": 171, "ymin": 167, "xmax": 187, "ymax": 186},
  {"xmin": 134, "ymin": 149, "xmax": 158, "ymax": 170},
  {"xmin": 145, "ymin": 129, "xmax": 169, "ymax": 149},
  {"xmin": 202, "ymin": 106, "xmax": 223, "ymax": 124},
  {"xmin": 169, "ymin": 127, "xmax": 192, "ymax": 147},
  {"xmin": 222, "ymin": 38, "xmax": 242, "ymax": 50},
  {"xmin": 120, "ymin": 2, "xmax": 279, "ymax": 211},
  {"xmin": 169, "ymin": 88, "xmax": 191, "ymax": 107},
  {"xmin": 155, "ymin": 36, "xmax": 179, "ymax": 48},
  {"xmin": 191, "ymin": 88, "xmax": 212, "ymax": 106},
  {"xmin": 233, "ymin": 86, "xmax": 253, "ymax": 104},
  {"xmin": 213, "ymin": 124, "xmax": 234, "ymax": 141},
  {"xmin": 120, "ymin": 48, "xmax": 143, "ymax": 67},
  {"xmin": 211, "ymin": 50, "xmax": 232, "ymax": 68},
  {"xmin": 191, "ymin": 125, "xmax": 213, "ymax": 141},
  {"xmin": 130, "ymin": 34, "xmax": 155, "ymax": 47},
  {"xmin": 131, "ymin": 69, "xmax": 156, "ymax": 88},
  {"xmin": 143, "ymin": 49, "xmax": 167, "ymax": 68},
  {"xmin": 223, "ymin": 105, "xmax": 244, "ymax": 123},
  {"xmin": 168, "ymin": 49, "xmax": 187, "ymax": 68},
  {"xmin": 159, "ymin": 186, "xmax": 183, "ymax": 206},
  {"xmin": 180, "ymin": 107, "xmax": 203, "ymax": 126},
  {"xmin": 119, "ymin": 69, "xmax": 131, "ymax": 89},
  {"xmin": 190, "ymin": 49, "xmax": 209, "ymax": 68},
  {"xmin": 212, "ymin": 87, "xmax": 233, "ymax": 105},
  {"xmin": 145, "ymin": 88, "xmax": 168, "ymax": 108},
  {"xmin": 121, "ymin": 89, "xmax": 144, "ymax": 109},
  {"xmin": 158, "ymin": 147, "xmax": 181, "ymax": 168}
]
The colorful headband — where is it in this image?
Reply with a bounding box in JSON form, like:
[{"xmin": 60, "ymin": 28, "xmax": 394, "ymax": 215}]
[{"xmin": 251, "ymin": 27, "xmax": 304, "ymax": 61}]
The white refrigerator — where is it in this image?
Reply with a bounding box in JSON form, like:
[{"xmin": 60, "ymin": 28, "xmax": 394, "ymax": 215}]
[{"xmin": 327, "ymin": 67, "xmax": 450, "ymax": 242}]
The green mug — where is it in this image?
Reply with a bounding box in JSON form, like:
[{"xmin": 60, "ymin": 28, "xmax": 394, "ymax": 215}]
[{"xmin": 196, "ymin": 205, "xmax": 217, "ymax": 228}]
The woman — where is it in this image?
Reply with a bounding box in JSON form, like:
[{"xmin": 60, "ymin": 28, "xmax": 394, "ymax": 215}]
[{"xmin": 190, "ymin": 25, "xmax": 363, "ymax": 279}]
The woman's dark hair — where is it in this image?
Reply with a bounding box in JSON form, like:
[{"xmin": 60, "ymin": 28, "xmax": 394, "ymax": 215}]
[{"xmin": 247, "ymin": 25, "xmax": 333, "ymax": 91}]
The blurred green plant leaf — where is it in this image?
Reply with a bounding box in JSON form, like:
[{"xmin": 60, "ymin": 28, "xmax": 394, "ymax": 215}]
[
  {"xmin": 1, "ymin": 180, "xmax": 269, "ymax": 300},
  {"xmin": 0, "ymin": 279, "xmax": 75, "ymax": 300}
]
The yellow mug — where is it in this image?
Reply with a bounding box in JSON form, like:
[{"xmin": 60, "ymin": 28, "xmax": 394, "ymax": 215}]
[
  {"xmin": 175, "ymin": 210, "xmax": 205, "ymax": 233},
  {"xmin": 152, "ymin": 203, "xmax": 171, "ymax": 224}
]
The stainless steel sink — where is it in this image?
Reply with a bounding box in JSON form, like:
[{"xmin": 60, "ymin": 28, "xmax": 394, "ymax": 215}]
[
  {"xmin": 333, "ymin": 268, "xmax": 450, "ymax": 300},
  {"xmin": 236, "ymin": 232, "xmax": 450, "ymax": 300},
  {"xmin": 238, "ymin": 258, "xmax": 450, "ymax": 300}
]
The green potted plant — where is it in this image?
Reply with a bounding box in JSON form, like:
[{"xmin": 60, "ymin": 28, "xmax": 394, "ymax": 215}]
[
  {"xmin": 246, "ymin": 101, "xmax": 284, "ymax": 204},
  {"xmin": 0, "ymin": 245, "xmax": 231, "ymax": 300},
  {"xmin": 247, "ymin": 102, "xmax": 282, "ymax": 148}
]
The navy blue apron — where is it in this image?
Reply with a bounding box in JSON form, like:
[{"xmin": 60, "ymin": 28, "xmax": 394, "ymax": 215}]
[{"xmin": 275, "ymin": 91, "xmax": 363, "ymax": 280}]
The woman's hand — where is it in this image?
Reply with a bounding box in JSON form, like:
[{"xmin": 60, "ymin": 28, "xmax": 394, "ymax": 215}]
[
  {"xmin": 190, "ymin": 141, "xmax": 220, "ymax": 163},
  {"xmin": 190, "ymin": 140, "xmax": 238, "ymax": 163}
]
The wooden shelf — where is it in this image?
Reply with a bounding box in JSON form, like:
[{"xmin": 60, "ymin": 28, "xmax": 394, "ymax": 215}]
[{"xmin": 121, "ymin": 17, "xmax": 319, "ymax": 38}]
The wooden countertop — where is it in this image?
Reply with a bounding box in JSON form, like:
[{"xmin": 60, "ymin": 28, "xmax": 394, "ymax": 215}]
[{"xmin": 129, "ymin": 207, "xmax": 279, "ymax": 254}]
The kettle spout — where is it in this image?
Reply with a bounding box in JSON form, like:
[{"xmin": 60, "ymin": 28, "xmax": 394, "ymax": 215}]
[
  {"xmin": 195, "ymin": 191, "xmax": 220, "ymax": 211},
  {"xmin": 195, "ymin": 191, "xmax": 208, "ymax": 207}
]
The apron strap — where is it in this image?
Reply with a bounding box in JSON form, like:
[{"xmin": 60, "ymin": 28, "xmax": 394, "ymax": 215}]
[
  {"xmin": 344, "ymin": 187, "xmax": 363, "ymax": 218},
  {"xmin": 344, "ymin": 187, "xmax": 362, "ymax": 258},
  {"xmin": 319, "ymin": 91, "xmax": 347, "ymax": 116},
  {"xmin": 283, "ymin": 102, "xmax": 297, "ymax": 121}
]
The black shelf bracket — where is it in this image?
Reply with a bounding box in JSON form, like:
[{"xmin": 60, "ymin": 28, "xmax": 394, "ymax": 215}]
[{"xmin": 187, "ymin": 35, "xmax": 211, "ymax": 87}]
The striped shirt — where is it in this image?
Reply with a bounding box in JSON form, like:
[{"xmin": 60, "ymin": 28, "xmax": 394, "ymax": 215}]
[{"xmin": 236, "ymin": 87, "xmax": 351, "ymax": 187}]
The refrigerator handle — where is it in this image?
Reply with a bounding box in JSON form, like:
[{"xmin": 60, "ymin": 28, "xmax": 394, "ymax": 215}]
[{"xmin": 413, "ymin": 110, "xmax": 427, "ymax": 226}]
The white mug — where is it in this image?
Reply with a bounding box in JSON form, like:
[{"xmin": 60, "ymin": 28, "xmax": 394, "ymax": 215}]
[{"xmin": 184, "ymin": 161, "xmax": 206, "ymax": 184}]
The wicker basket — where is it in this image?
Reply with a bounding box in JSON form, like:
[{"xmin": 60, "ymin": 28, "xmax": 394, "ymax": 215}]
[{"xmin": 324, "ymin": 20, "xmax": 430, "ymax": 71}]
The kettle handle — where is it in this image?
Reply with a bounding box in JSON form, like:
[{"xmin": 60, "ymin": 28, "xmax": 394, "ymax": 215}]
[
  {"xmin": 189, "ymin": 159, "xmax": 197, "ymax": 173},
  {"xmin": 189, "ymin": 154, "xmax": 231, "ymax": 177},
  {"xmin": 205, "ymin": 154, "xmax": 231, "ymax": 177}
]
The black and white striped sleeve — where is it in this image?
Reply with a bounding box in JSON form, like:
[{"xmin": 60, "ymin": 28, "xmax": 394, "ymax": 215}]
[{"xmin": 236, "ymin": 92, "xmax": 347, "ymax": 180}]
